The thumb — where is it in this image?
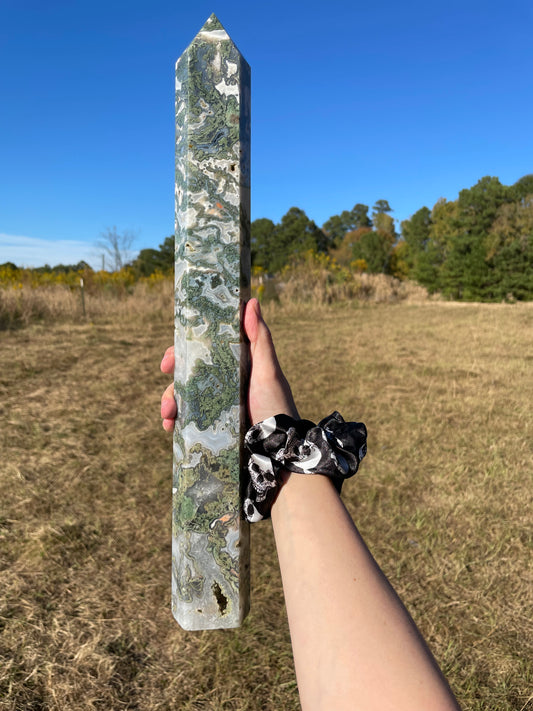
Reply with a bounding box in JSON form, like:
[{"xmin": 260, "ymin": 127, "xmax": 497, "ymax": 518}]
[{"xmin": 243, "ymin": 298, "xmax": 298, "ymax": 424}]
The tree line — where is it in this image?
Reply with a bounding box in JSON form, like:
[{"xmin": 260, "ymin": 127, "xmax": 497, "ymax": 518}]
[
  {"xmin": 251, "ymin": 174, "xmax": 533, "ymax": 301},
  {"xmin": 399, "ymin": 175, "xmax": 533, "ymax": 300},
  {"xmin": 4, "ymin": 174, "xmax": 531, "ymax": 302},
  {"xmin": 251, "ymin": 199, "xmax": 397, "ymax": 276}
]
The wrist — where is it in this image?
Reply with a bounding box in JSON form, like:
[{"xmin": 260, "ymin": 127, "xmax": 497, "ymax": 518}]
[
  {"xmin": 271, "ymin": 470, "xmax": 338, "ymax": 513},
  {"xmin": 243, "ymin": 412, "xmax": 367, "ymax": 523}
]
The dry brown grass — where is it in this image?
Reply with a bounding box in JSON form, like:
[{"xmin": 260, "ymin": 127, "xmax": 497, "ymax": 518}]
[
  {"xmin": 0, "ymin": 280, "xmax": 174, "ymax": 330},
  {"xmin": 276, "ymin": 272, "xmax": 433, "ymax": 305},
  {"xmin": 256, "ymin": 252, "xmax": 435, "ymax": 306},
  {"xmin": 1, "ymin": 295, "xmax": 532, "ymax": 710}
]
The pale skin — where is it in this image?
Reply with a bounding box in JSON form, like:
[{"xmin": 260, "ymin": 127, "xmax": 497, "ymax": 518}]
[{"xmin": 161, "ymin": 298, "xmax": 461, "ymax": 711}]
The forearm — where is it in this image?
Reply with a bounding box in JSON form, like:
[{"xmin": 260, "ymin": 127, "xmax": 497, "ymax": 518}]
[{"xmin": 271, "ymin": 473, "xmax": 461, "ymax": 711}]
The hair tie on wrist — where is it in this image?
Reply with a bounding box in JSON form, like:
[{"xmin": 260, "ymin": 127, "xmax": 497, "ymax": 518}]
[{"xmin": 243, "ymin": 411, "xmax": 367, "ymax": 523}]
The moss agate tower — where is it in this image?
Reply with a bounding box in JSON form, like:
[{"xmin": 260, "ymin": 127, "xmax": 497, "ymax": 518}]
[{"xmin": 172, "ymin": 15, "xmax": 251, "ymax": 630}]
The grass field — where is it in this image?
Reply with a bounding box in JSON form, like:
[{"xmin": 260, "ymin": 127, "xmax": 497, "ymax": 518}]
[{"xmin": 0, "ymin": 297, "xmax": 532, "ymax": 710}]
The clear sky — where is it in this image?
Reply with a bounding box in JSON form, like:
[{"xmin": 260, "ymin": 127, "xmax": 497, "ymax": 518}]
[{"xmin": 1, "ymin": 0, "xmax": 532, "ymax": 269}]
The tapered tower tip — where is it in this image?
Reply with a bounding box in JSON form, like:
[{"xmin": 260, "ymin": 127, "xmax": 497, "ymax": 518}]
[
  {"xmin": 177, "ymin": 13, "xmax": 234, "ymax": 63},
  {"xmin": 203, "ymin": 13, "xmax": 226, "ymax": 32}
]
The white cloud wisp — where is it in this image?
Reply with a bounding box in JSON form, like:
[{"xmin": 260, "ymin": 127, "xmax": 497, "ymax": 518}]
[{"xmin": 1, "ymin": 233, "xmax": 105, "ymax": 270}]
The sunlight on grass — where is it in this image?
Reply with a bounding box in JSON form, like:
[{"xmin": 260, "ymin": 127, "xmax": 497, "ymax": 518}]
[{"xmin": 0, "ymin": 296, "xmax": 531, "ymax": 709}]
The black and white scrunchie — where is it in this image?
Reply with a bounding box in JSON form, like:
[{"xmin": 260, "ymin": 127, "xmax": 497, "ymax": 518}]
[{"xmin": 243, "ymin": 411, "xmax": 367, "ymax": 522}]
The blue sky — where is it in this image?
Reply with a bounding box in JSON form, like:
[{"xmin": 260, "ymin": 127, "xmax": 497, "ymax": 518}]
[{"xmin": 1, "ymin": 0, "xmax": 532, "ymax": 269}]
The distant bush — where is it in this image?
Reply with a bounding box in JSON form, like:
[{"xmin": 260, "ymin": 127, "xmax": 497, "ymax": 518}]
[
  {"xmin": 0, "ymin": 265, "xmax": 173, "ymax": 330},
  {"xmin": 254, "ymin": 250, "xmax": 433, "ymax": 306}
]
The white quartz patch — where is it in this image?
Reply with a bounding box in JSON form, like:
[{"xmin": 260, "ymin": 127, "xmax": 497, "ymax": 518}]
[
  {"xmin": 199, "ymin": 29, "xmax": 230, "ymax": 41},
  {"xmin": 215, "ymin": 79, "xmax": 239, "ymax": 97},
  {"xmin": 182, "ymin": 338, "xmax": 212, "ymax": 380},
  {"xmin": 221, "ymin": 527, "xmax": 240, "ymax": 559},
  {"xmin": 182, "ymin": 406, "xmax": 239, "ymax": 454},
  {"xmin": 217, "ymin": 323, "xmax": 234, "ymax": 337},
  {"xmin": 191, "ymin": 321, "xmax": 209, "ymax": 338}
]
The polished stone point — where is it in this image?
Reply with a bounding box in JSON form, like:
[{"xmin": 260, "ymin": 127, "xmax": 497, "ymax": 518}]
[{"xmin": 173, "ymin": 14, "xmax": 251, "ymax": 630}]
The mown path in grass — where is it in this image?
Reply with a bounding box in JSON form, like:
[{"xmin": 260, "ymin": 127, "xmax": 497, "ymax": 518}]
[{"xmin": 1, "ymin": 302, "xmax": 531, "ymax": 710}]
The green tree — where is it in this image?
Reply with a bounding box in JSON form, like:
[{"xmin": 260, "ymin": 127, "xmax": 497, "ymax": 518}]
[
  {"xmin": 254, "ymin": 208, "xmax": 328, "ymax": 274},
  {"xmin": 158, "ymin": 236, "xmax": 175, "ymax": 269},
  {"xmin": 132, "ymin": 248, "xmax": 165, "ymax": 277},
  {"xmin": 489, "ymin": 235, "xmax": 533, "ymax": 300},
  {"xmin": 389, "ymin": 240, "xmax": 410, "ymax": 279},
  {"xmin": 441, "ymin": 177, "xmax": 512, "ymax": 299},
  {"xmin": 352, "ymin": 203, "xmax": 372, "ymax": 229},
  {"xmin": 404, "ymin": 198, "xmax": 459, "ymax": 293},
  {"xmin": 401, "ymin": 206, "xmax": 433, "ymax": 283},
  {"xmin": 487, "ymin": 196, "xmax": 533, "ymax": 252},
  {"xmin": 251, "ymin": 218, "xmax": 276, "ymax": 269},
  {"xmin": 439, "ymin": 232, "xmax": 490, "ymax": 300},
  {"xmin": 330, "ymin": 227, "xmax": 371, "ymax": 267},
  {"xmin": 372, "ymin": 212, "xmax": 395, "ymax": 236},
  {"xmin": 130, "ymin": 236, "xmax": 174, "ymax": 276},
  {"xmin": 322, "ymin": 204, "xmax": 371, "ymax": 245},
  {"xmin": 372, "ymin": 199, "xmax": 392, "ymax": 215},
  {"xmin": 371, "ymin": 200, "xmax": 395, "ymax": 241},
  {"xmin": 429, "ymin": 198, "xmax": 460, "ymax": 247},
  {"xmin": 351, "ymin": 229, "xmax": 395, "ymax": 274},
  {"xmin": 456, "ymin": 176, "xmax": 510, "ymax": 237},
  {"xmin": 485, "ymin": 196, "xmax": 533, "ymax": 300},
  {"xmin": 44, "ymin": 261, "xmax": 93, "ymax": 274},
  {"xmin": 401, "ymin": 207, "xmax": 431, "ymax": 260},
  {"xmin": 511, "ymin": 174, "xmax": 533, "ymax": 202}
]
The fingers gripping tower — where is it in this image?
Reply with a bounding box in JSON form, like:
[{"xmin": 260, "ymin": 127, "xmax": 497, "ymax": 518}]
[{"xmin": 173, "ymin": 15, "xmax": 251, "ymax": 630}]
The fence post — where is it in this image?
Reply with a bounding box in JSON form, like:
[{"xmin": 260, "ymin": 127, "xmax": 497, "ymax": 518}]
[
  {"xmin": 172, "ymin": 14, "xmax": 251, "ymax": 630},
  {"xmin": 80, "ymin": 277, "xmax": 86, "ymax": 318}
]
